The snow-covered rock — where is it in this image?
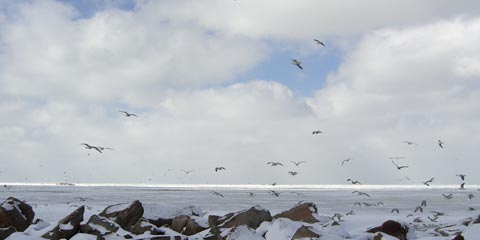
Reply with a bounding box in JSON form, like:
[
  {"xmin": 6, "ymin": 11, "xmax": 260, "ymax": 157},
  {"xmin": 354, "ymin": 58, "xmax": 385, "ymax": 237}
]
[
  {"xmin": 99, "ymin": 200, "xmax": 143, "ymax": 229},
  {"xmin": 274, "ymin": 202, "xmax": 325, "ymax": 224},
  {"xmin": 42, "ymin": 205, "xmax": 84, "ymax": 239},
  {"xmin": 0, "ymin": 197, "xmax": 35, "ymax": 232}
]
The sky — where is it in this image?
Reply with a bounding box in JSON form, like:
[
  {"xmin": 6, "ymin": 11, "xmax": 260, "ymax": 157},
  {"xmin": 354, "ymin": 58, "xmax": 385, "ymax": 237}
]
[{"xmin": 1, "ymin": 0, "xmax": 480, "ymax": 185}]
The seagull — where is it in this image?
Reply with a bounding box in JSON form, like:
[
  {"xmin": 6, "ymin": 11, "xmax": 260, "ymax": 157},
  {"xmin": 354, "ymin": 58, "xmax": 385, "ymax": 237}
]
[
  {"xmin": 210, "ymin": 191, "xmax": 224, "ymax": 197},
  {"xmin": 290, "ymin": 161, "xmax": 306, "ymax": 166},
  {"xmin": 392, "ymin": 161, "xmax": 409, "ymax": 170},
  {"xmin": 460, "ymin": 183, "xmax": 465, "ymax": 189},
  {"xmin": 456, "ymin": 174, "xmax": 466, "ymax": 181},
  {"xmin": 341, "ymin": 158, "xmax": 352, "ymax": 166},
  {"xmin": 421, "ymin": 200, "xmax": 427, "ymax": 207},
  {"xmin": 431, "ymin": 211, "xmax": 446, "ymax": 217},
  {"xmin": 314, "ymin": 39, "xmax": 325, "ymax": 46},
  {"xmin": 312, "ymin": 130, "xmax": 322, "ymax": 135},
  {"xmin": 215, "ymin": 167, "xmax": 226, "ymax": 172},
  {"xmin": 352, "ymin": 191, "xmax": 371, "ymax": 197},
  {"xmin": 402, "ymin": 141, "xmax": 418, "ymax": 146},
  {"xmin": 271, "ymin": 182, "xmax": 277, "ymax": 186},
  {"xmin": 391, "ymin": 208, "xmax": 400, "ymax": 214},
  {"xmin": 81, "ymin": 143, "xmax": 103, "ymax": 153},
  {"xmin": 97, "ymin": 146, "xmax": 114, "ymax": 151},
  {"xmin": 119, "ymin": 110, "xmax": 138, "ymax": 117},
  {"xmin": 345, "ymin": 210, "xmax": 355, "ymax": 216},
  {"xmin": 291, "ymin": 59, "xmax": 303, "ymax": 70},
  {"xmin": 267, "ymin": 162, "xmax": 284, "ymax": 166},
  {"xmin": 442, "ymin": 193, "xmax": 453, "ymax": 199},
  {"xmin": 248, "ymin": 192, "xmax": 254, "ymax": 197},
  {"xmin": 428, "ymin": 216, "xmax": 439, "ymax": 222},
  {"xmin": 468, "ymin": 194, "xmax": 474, "ymax": 200},
  {"xmin": 269, "ymin": 190, "xmax": 280, "ymax": 197},
  {"xmin": 414, "ymin": 206, "xmax": 423, "ymax": 213},
  {"xmin": 438, "ymin": 140, "xmax": 444, "ymax": 148},
  {"xmin": 288, "ymin": 171, "xmax": 299, "ymax": 176},
  {"xmin": 422, "ymin": 178, "xmax": 435, "ymax": 186},
  {"xmin": 347, "ymin": 179, "xmax": 361, "ymax": 185}
]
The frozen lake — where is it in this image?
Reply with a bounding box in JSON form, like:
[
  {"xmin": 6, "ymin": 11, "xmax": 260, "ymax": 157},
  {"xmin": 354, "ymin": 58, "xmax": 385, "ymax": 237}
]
[{"xmin": 1, "ymin": 184, "xmax": 479, "ymax": 233}]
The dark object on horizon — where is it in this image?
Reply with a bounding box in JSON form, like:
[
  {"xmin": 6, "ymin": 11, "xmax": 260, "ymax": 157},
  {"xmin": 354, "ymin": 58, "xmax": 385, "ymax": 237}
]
[
  {"xmin": 291, "ymin": 59, "xmax": 303, "ymax": 69},
  {"xmin": 460, "ymin": 183, "xmax": 465, "ymax": 189},
  {"xmin": 119, "ymin": 110, "xmax": 138, "ymax": 117}
]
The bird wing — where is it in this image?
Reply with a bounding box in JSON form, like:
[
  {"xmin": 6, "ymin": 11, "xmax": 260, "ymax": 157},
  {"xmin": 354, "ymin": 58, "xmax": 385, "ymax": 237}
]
[
  {"xmin": 92, "ymin": 146, "xmax": 103, "ymax": 153},
  {"xmin": 392, "ymin": 161, "xmax": 399, "ymax": 168}
]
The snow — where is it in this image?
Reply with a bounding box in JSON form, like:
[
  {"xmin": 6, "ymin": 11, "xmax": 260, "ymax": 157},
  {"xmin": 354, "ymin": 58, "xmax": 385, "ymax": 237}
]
[
  {"xmin": 70, "ymin": 233, "xmax": 98, "ymax": 240},
  {"xmin": 462, "ymin": 224, "xmax": 480, "ymax": 240},
  {"xmin": 1, "ymin": 184, "xmax": 480, "ymax": 239},
  {"xmin": 104, "ymin": 202, "xmax": 130, "ymax": 214}
]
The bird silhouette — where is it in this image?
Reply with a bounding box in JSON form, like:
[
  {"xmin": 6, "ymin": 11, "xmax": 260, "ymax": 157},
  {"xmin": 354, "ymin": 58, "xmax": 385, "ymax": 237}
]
[
  {"xmin": 119, "ymin": 110, "xmax": 138, "ymax": 117},
  {"xmin": 392, "ymin": 161, "xmax": 409, "ymax": 170},
  {"xmin": 422, "ymin": 178, "xmax": 435, "ymax": 186},
  {"xmin": 391, "ymin": 208, "xmax": 400, "ymax": 214},
  {"xmin": 456, "ymin": 174, "xmax": 466, "ymax": 181},
  {"xmin": 442, "ymin": 193, "xmax": 453, "ymax": 199},
  {"xmin": 421, "ymin": 200, "xmax": 427, "ymax": 207},
  {"xmin": 352, "ymin": 191, "xmax": 371, "ymax": 197},
  {"xmin": 81, "ymin": 143, "xmax": 113, "ymax": 153},
  {"xmin": 460, "ymin": 183, "xmax": 465, "ymax": 189},
  {"xmin": 291, "ymin": 59, "xmax": 303, "ymax": 69},
  {"xmin": 402, "ymin": 141, "xmax": 418, "ymax": 146},
  {"xmin": 267, "ymin": 162, "xmax": 283, "ymax": 166},
  {"xmin": 215, "ymin": 167, "xmax": 226, "ymax": 172},
  {"xmin": 288, "ymin": 171, "xmax": 299, "ymax": 176},
  {"xmin": 438, "ymin": 140, "xmax": 445, "ymax": 148},
  {"xmin": 347, "ymin": 179, "xmax": 361, "ymax": 185},
  {"xmin": 314, "ymin": 39, "xmax": 326, "ymax": 46},
  {"xmin": 468, "ymin": 194, "xmax": 475, "ymax": 200},
  {"xmin": 269, "ymin": 190, "xmax": 280, "ymax": 197},
  {"xmin": 312, "ymin": 130, "xmax": 322, "ymax": 134},
  {"xmin": 341, "ymin": 158, "xmax": 352, "ymax": 166},
  {"xmin": 210, "ymin": 191, "xmax": 224, "ymax": 197},
  {"xmin": 290, "ymin": 161, "xmax": 306, "ymax": 166},
  {"xmin": 414, "ymin": 206, "xmax": 423, "ymax": 213}
]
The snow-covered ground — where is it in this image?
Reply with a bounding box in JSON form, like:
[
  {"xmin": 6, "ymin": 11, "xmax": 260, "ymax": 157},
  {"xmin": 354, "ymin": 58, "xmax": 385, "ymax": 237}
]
[{"xmin": 1, "ymin": 184, "xmax": 480, "ymax": 239}]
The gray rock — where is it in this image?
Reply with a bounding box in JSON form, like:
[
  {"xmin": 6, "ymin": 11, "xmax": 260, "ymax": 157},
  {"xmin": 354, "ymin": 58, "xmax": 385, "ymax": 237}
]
[
  {"xmin": 42, "ymin": 205, "xmax": 84, "ymax": 239},
  {"xmin": 0, "ymin": 197, "xmax": 35, "ymax": 231},
  {"xmin": 99, "ymin": 200, "xmax": 144, "ymax": 229}
]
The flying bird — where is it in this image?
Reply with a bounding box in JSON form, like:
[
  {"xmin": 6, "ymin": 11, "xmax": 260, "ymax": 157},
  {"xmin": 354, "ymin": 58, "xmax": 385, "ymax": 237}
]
[
  {"xmin": 267, "ymin": 162, "xmax": 284, "ymax": 166},
  {"xmin": 421, "ymin": 200, "xmax": 427, "ymax": 207},
  {"xmin": 290, "ymin": 161, "xmax": 306, "ymax": 166},
  {"xmin": 422, "ymin": 178, "xmax": 435, "ymax": 186},
  {"xmin": 119, "ymin": 110, "xmax": 138, "ymax": 117},
  {"xmin": 352, "ymin": 191, "xmax": 371, "ymax": 197},
  {"xmin": 312, "ymin": 130, "xmax": 322, "ymax": 135},
  {"xmin": 428, "ymin": 216, "xmax": 439, "ymax": 222},
  {"xmin": 345, "ymin": 210, "xmax": 355, "ymax": 216},
  {"xmin": 269, "ymin": 190, "xmax": 280, "ymax": 197},
  {"xmin": 414, "ymin": 206, "xmax": 423, "ymax": 213},
  {"xmin": 402, "ymin": 141, "xmax": 418, "ymax": 146},
  {"xmin": 392, "ymin": 161, "xmax": 409, "ymax": 170},
  {"xmin": 468, "ymin": 194, "xmax": 475, "ymax": 200},
  {"xmin": 391, "ymin": 208, "xmax": 400, "ymax": 214},
  {"xmin": 456, "ymin": 174, "xmax": 466, "ymax": 181},
  {"xmin": 81, "ymin": 143, "xmax": 104, "ymax": 153},
  {"xmin": 314, "ymin": 39, "xmax": 325, "ymax": 46},
  {"xmin": 442, "ymin": 193, "xmax": 453, "ymax": 199},
  {"xmin": 210, "ymin": 191, "xmax": 224, "ymax": 197},
  {"xmin": 291, "ymin": 59, "xmax": 303, "ymax": 70},
  {"xmin": 341, "ymin": 158, "xmax": 352, "ymax": 166},
  {"xmin": 438, "ymin": 140, "xmax": 445, "ymax": 148},
  {"xmin": 215, "ymin": 167, "xmax": 226, "ymax": 172},
  {"xmin": 248, "ymin": 192, "xmax": 254, "ymax": 197},
  {"xmin": 347, "ymin": 179, "xmax": 361, "ymax": 185},
  {"xmin": 460, "ymin": 183, "xmax": 465, "ymax": 190},
  {"xmin": 288, "ymin": 171, "xmax": 299, "ymax": 176}
]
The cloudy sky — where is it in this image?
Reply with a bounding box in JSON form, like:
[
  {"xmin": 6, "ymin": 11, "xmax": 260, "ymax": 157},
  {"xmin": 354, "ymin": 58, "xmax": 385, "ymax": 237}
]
[{"xmin": 1, "ymin": 0, "xmax": 480, "ymax": 185}]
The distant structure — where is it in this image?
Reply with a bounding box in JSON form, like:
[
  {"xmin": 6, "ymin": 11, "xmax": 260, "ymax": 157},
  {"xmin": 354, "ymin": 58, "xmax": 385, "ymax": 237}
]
[{"xmin": 57, "ymin": 171, "xmax": 75, "ymax": 186}]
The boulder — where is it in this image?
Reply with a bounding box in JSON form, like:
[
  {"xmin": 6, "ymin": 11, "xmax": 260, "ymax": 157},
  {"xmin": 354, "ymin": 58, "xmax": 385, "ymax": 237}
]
[
  {"xmin": 99, "ymin": 200, "xmax": 144, "ymax": 229},
  {"xmin": 170, "ymin": 215, "xmax": 207, "ymax": 235},
  {"xmin": 42, "ymin": 205, "xmax": 85, "ymax": 239},
  {"xmin": 80, "ymin": 215, "xmax": 120, "ymax": 237},
  {"xmin": 0, "ymin": 197, "xmax": 35, "ymax": 231},
  {"xmin": 219, "ymin": 206, "xmax": 272, "ymax": 229},
  {"xmin": 367, "ymin": 220, "xmax": 408, "ymax": 240},
  {"xmin": 292, "ymin": 225, "xmax": 320, "ymax": 239},
  {"xmin": 273, "ymin": 202, "xmax": 320, "ymax": 223},
  {"xmin": 128, "ymin": 219, "xmax": 162, "ymax": 235},
  {"xmin": 0, "ymin": 226, "xmax": 16, "ymax": 239},
  {"xmin": 451, "ymin": 234, "xmax": 465, "ymax": 240},
  {"xmin": 148, "ymin": 217, "xmax": 173, "ymax": 227}
]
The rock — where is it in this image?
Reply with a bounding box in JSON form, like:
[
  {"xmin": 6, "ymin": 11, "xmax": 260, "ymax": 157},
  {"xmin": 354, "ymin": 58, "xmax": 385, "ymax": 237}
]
[
  {"xmin": 292, "ymin": 225, "xmax": 320, "ymax": 239},
  {"xmin": 367, "ymin": 220, "xmax": 408, "ymax": 240},
  {"xmin": 451, "ymin": 234, "xmax": 465, "ymax": 240},
  {"xmin": 0, "ymin": 226, "xmax": 16, "ymax": 239},
  {"xmin": 219, "ymin": 206, "xmax": 272, "ymax": 229},
  {"xmin": 0, "ymin": 197, "xmax": 35, "ymax": 231},
  {"xmin": 208, "ymin": 214, "xmax": 224, "ymax": 228},
  {"xmin": 273, "ymin": 202, "xmax": 320, "ymax": 223},
  {"xmin": 80, "ymin": 215, "xmax": 120, "ymax": 237},
  {"xmin": 170, "ymin": 215, "xmax": 207, "ymax": 235},
  {"xmin": 99, "ymin": 200, "xmax": 144, "ymax": 229},
  {"xmin": 148, "ymin": 217, "xmax": 173, "ymax": 227},
  {"xmin": 204, "ymin": 227, "xmax": 223, "ymax": 240},
  {"xmin": 42, "ymin": 205, "xmax": 85, "ymax": 239},
  {"xmin": 128, "ymin": 219, "xmax": 162, "ymax": 235}
]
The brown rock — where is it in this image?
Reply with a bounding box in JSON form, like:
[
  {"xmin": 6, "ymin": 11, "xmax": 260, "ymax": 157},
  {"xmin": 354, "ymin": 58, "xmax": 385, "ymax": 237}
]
[
  {"xmin": 171, "ymin": 215, "xmax": 190, "ymax": 233},
  {"xmin": 170, "ymin": 215, "xmax": 207, "ymax": 236},
  {"xmin": 148, "ymin": 217, "xmax": 173, "ymax": 227},
  {"xmin": 0, "ymin": 226, "xmax": 16, "ymax": 239},
  {"xmin": 0, "ymin": 197, "xmax": 35, "ymax": 231},
  {"xmin": 292, "ymin": 225, "xmax": 320, "ymax": 239},
  {"xmin": 274, "ymin": 202, "xmax": 319, "ymax": 223},
  {"xmin": 208, "ymin": 214, "xmax": 222, "ymax": 228},
  {"xmin": 99, "ymin": 200, "xmax": 144, "ymax": 229},
  {"xmin": 367, "ymin": 220, "xmax": 408, "ymax": 240},
  {"xmin": 184, "ymin": 217, "xmax": 207, "ymax": 236},
  {"xmin": 42, "ymin": 205, "xmax": 85, "ymax": 239},
  {"xmin": 80, "ymin": 215, "xmax": 120, "ymax": 236},
  {"xmin": 451, "ymin": 234, "xmax": 465, "ymax": 240},
  {"xmin": 128, "ymin": 219, "xmax": 162, "ymax": 235},
  {"xmin": 219, "ymin": 206, "xmax": 272, "ymax": 229}
]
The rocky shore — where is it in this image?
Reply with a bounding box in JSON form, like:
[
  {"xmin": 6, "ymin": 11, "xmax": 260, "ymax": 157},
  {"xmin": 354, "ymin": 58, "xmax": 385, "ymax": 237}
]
[{"xmin": 1, "ymin": 196, "xmax": 478, "ymax": 239}]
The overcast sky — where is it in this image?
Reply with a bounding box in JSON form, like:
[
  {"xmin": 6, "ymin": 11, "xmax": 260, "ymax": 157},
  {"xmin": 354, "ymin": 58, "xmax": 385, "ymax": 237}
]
[{"xmin": 1, "ymin": 0, "xmax": 480, "ymax": 185}]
